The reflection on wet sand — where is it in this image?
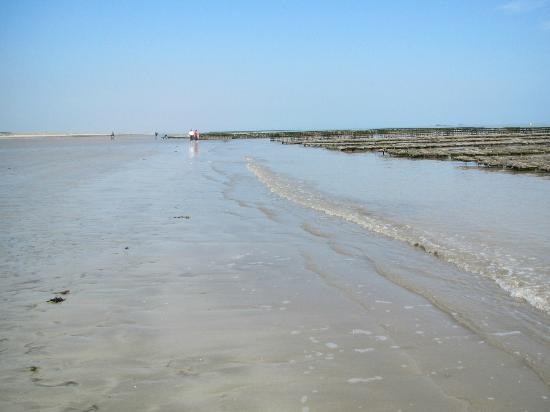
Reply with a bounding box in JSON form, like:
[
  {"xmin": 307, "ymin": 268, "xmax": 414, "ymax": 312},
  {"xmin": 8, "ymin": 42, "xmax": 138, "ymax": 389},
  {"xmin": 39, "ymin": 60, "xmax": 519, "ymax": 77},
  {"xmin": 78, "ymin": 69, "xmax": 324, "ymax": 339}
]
[
  {"xmin": 189, "ymin": 141, "xmax": 199, "ymax": 158},
  {"xmin": 0, "ymin": 136, "xmax": 548, "ymax": 411}
]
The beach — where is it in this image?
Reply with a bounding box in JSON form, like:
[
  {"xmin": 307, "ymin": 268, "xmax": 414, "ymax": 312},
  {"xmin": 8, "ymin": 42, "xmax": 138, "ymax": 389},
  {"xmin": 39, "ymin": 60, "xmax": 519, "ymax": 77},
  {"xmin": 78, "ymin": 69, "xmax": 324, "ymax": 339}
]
[{"xmin": 1, "ymin": 135, "xmax": 549, "ymax": 411}]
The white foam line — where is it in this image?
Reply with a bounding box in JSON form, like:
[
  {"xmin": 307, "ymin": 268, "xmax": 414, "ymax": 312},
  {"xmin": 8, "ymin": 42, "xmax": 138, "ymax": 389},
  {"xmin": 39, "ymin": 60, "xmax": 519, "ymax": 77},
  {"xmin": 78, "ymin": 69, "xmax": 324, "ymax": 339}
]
[
  {"xmin": 354, "ymin": 348, "xmax": 375, "ymax": 353},
  {"xmin": 247, "ymin": 158, "xmax": 550, "ymax": 315},
  {"xmin": 492, "ymin": 331, "xmax": 521, "ymax": 337},
  {"xmin": 351, "ymin": 329, "xmax": 372, "ymax": 335},
  {"xmin": 348, "ymin": 376, "xmax": 383, "ymax": 384}
]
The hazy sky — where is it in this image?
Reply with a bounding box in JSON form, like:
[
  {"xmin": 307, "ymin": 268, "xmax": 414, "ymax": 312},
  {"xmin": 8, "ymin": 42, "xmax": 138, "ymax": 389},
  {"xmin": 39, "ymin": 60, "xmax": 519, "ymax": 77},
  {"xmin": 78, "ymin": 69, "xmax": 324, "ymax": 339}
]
[{"xmin": 1, "ymin": 0, "xmax": 549, "ymax": 132}]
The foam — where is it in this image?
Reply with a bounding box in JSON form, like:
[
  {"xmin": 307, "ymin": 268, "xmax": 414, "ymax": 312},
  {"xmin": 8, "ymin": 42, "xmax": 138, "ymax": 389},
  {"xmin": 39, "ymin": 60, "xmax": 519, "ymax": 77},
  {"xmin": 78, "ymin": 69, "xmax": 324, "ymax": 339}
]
[
  {"xmin": 354, "ymin": 348, "xmax": 375, "ymax": 353},
  {"xmin": 492, "ymin": 331, "xmax": 521, "ymax": 337},
  {"xmin": 247, "ymin": 158, "xmax": 550, "ymax": 314},
  {"xmin": 347, "ymin": 376, "xmax": 383, "ymax": 384},
  {"xmin": 351, "ymin": 329, "xmax": 372, "ymax": 335}
]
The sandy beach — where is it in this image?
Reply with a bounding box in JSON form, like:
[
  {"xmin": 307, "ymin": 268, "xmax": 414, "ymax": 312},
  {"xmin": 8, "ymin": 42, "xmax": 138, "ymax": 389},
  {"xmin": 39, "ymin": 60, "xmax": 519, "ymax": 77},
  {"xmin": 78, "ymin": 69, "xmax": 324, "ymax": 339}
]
[{"xmin": 1, "ymin": 135, "xmax": 549, "ymax": 411}]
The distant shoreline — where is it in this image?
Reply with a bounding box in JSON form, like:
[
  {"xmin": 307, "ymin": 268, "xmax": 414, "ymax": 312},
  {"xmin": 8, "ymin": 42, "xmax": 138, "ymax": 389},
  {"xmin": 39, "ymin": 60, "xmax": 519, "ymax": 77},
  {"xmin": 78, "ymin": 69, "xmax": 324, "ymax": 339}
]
[
  {"xmin": 0, "ymin": 132, "xmax": 111, "ymax": 139},
  {"xmin": 0, "ymin": 133, "xmax": 147, "ymax": 139},
  {"xmin": 3, "ymin": 129, "xmax": 550, "ymax": 173}
]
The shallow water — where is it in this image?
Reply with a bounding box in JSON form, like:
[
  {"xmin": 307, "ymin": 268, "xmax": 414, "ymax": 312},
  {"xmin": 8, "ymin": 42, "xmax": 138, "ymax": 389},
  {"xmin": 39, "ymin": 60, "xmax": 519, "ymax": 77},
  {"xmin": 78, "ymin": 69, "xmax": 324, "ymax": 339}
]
[
  {"xmin": 245, "ymin": 140, "xmax": 550, "ymax": 314},
  {"xmin": 1, "ymin": 136, "xmax": 549, "ymax": 411},
  {"xmin": 241, "ymin": 139, "xmax": 550, "ymax": 383}
]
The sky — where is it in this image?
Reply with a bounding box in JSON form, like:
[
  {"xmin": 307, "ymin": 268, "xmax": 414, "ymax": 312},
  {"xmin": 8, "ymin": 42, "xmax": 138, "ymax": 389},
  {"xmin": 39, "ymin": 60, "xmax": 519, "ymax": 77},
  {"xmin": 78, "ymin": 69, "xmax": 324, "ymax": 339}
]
[{"xmin": 1, "ymin": 0, "xmax": 549, "ymax": 132}]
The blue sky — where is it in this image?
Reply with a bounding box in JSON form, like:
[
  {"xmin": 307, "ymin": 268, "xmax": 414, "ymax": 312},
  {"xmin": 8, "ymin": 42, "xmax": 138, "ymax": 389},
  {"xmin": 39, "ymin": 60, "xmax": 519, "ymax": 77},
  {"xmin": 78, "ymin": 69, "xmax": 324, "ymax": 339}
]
[{"xmin": 1, "ymin": 0, "xmax": 549, "ymax": 132}]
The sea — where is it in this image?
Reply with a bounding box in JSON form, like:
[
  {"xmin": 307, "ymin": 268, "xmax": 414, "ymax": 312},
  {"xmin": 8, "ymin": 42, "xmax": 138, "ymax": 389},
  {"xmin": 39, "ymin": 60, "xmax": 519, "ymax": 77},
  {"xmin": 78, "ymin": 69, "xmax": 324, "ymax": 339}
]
[
  {"xmin": 215, "ymin": 138, "xmax": 550, "ymax": 382},
  {"xmin": 1, "ymin": 135, "xmax": 549, "ymax": 410}
]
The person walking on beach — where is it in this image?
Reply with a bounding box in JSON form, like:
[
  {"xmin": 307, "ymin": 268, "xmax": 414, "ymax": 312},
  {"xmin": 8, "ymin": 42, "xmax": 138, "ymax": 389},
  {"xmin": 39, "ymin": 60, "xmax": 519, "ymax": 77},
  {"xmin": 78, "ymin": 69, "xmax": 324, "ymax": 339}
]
[
  {"xmin": 194, "ymin": 129, "xmax": 200, "ymax": 140},
  {"xmin": 110, "ymin": 131, "xmax": 115, "ymax": 140},
  {"xmin": 188, "ymin": 129, "xmax": 195, "ymax": 140}
]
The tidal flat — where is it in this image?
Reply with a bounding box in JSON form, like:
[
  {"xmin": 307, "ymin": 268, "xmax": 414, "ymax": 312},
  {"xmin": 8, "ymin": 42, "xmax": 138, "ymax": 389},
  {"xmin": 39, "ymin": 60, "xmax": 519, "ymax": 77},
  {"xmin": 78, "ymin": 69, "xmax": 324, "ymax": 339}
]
[{"xmin": 1, "ymin": 135, "xmax": 549, "ymax": 411}]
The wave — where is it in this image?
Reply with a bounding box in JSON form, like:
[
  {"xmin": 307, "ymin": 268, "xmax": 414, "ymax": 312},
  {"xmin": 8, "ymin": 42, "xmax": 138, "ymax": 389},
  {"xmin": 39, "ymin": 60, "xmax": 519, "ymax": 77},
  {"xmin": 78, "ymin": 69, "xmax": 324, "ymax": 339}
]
[{"xmin": 247, "ymin": 157, "xmax": 550, "ymax": 315}]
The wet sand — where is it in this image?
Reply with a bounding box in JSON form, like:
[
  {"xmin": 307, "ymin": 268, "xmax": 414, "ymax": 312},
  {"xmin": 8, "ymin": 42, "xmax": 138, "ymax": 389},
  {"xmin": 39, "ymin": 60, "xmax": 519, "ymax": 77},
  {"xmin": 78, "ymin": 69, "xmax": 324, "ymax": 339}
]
[{"xmin": 1, "ymin": 135, "xmax": 549, "ymax": 411}]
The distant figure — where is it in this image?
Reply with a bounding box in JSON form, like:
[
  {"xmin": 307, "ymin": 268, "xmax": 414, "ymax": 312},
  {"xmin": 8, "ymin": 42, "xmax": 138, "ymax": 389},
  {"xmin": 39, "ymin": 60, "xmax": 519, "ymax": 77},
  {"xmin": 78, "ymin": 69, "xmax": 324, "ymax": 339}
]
[
  {"xmin": 188, "ymin": 129, "xmax": 195, "ymax": 140},
  {"xmin": 194, "ymin": 129, "xmax": 200, "ymax": 140},
  {"xmin": 110, "ymin": 131, "xmax": 115, "ymax": 140},
  {"xmin": 155, "ymin": 132, "xmax": 158, "ymax": 139}
]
